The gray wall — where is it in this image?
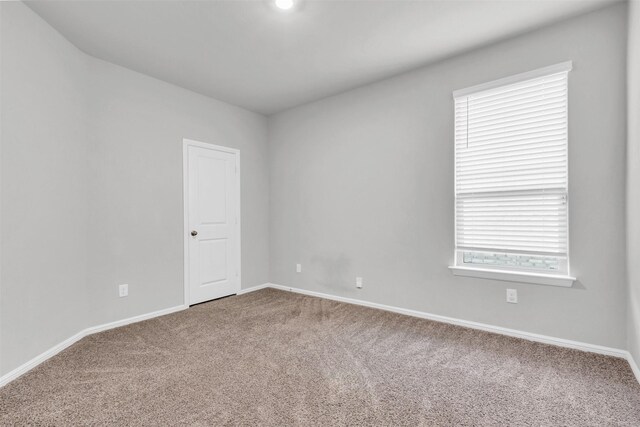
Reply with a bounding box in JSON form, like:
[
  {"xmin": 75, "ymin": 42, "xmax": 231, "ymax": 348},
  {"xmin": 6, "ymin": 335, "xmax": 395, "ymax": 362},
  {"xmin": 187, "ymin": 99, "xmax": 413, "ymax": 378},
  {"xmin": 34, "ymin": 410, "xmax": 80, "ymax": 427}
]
[
  {"xmin": 268, "ymin": 4, "xmax": 628, "ymax": 349},
  {"xmin": 0, "ymin": 2, "xmax": 89, "ymax": 375},
  {"xmin": 0, "ymin": 0, "xmax": 634, "ymax": 379},
  {"xmin": 85, "ymin": 58, "xmax": 269, "ymax": 327},
  {"xmin": 627, "ymin": 0, "xmax": 640, "ymax": 364},
  {"xmin": 0, "ymin": 2, "xmax": 270, "ymax": 375}
]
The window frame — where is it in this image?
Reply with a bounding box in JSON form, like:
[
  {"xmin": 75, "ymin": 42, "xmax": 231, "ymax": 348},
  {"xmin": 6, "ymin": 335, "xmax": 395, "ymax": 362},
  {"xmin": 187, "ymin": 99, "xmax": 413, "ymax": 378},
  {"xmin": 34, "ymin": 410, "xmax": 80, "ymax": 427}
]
[{"xmin": 449, "ymin": 62, "xmax": 576, "ymax": 287}]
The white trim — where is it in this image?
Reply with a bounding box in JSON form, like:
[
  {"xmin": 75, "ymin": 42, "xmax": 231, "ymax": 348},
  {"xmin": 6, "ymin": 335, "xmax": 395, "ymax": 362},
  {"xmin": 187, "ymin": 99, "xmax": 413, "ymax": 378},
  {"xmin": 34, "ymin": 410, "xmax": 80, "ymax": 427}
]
[
  {"xmin": 182, "ymin": 138, "xmax": 241, "ymax": 306},
  {"xmin": 2, "ymin": 286, "xmax": 638, "ymax": 387},
  {"xmin": 449, "ymin": 266, "xmax": 576, "ymax": 287},
  {"xmin": 183, "ymin": 142, "xmax": 189, "ymax": 307},
  {"xmin": 453, "ymin": 61, "xmax": 573, "ymax": 98},
  {"xmin": 265, "ymin": 283, "xmax": 636, "ymax": 363},
  {"xmin": 182, "ymin": 138, "xmax": 240, "ymax": 154},
  {"xmin": 0, "ymin": 304, "xmax": 186, "ymax": 388},
  {"xmin": 84, "ymin": 305, "xmax": 187, "ymax": 335},
  {"xmin": 628, "ymin": 353, "xmax": 640, "ymax": 385},
  {"xmin": 0, "ymin": 331, "xmax": 85, "ymax": 389},
  {"xmin": 0, "ymin": 283, "xmax": 269, "ymax": 388},
  {"xmin": 452, "ymin": 62, "xmax": 574, "ymax": 286},
  {"xmin": 236, "ymin": 283, "xmax": 271, "ymax": 295},
  {"xmin": 267, "ymin": 283, "xmax": 622, "ymax": 356}
]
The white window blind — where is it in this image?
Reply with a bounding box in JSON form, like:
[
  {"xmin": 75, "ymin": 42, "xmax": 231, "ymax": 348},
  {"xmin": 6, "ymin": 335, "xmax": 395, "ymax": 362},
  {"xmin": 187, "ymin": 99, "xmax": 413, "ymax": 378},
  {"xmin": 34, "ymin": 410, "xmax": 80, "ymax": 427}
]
[{"xmin": 453, "ymin": 62, "xmax": 572, "ymax": 276}]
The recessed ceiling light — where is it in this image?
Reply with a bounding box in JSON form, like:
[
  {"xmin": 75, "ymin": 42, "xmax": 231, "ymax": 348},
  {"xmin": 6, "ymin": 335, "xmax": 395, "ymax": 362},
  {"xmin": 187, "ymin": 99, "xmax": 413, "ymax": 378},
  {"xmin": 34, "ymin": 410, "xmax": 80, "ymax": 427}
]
[{"xmin": 274, "ymin": 0, "xmax": 294, "ymax": 11}]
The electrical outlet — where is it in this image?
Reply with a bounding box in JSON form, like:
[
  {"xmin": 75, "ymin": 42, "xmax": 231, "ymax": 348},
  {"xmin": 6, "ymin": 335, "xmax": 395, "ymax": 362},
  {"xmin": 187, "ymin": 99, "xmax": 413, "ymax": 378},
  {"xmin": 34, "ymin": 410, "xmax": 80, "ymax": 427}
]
[
  {"xmin": 296, "ymin": 264, "xmax": 302, "ymax": 273},
  {"xmin": 119, "ymin": 284, "xmax": 129, "ymax": 298},
  {"xmin": 506, "ymin": 288, "xmax": 517, "ymax": 304},
  {"xmin": 356, "ymin": 277, "xmax": 363, "ymax": 288}
]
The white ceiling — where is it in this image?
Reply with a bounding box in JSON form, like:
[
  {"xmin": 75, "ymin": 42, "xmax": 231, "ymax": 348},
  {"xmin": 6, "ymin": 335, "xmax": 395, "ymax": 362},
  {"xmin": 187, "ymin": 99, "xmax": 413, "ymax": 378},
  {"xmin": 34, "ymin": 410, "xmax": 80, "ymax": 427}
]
[{"xmin": 27, "ymin": 0, "xmax": 617, "ymax": 115}]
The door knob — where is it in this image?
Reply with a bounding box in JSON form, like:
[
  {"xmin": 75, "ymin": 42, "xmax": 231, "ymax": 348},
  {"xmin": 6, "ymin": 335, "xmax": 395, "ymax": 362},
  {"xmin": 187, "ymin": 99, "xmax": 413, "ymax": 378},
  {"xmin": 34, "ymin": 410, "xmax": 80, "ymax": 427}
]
[{"xmin": 191, "ymin": 230, "xmax": 198, "ymax": 236}]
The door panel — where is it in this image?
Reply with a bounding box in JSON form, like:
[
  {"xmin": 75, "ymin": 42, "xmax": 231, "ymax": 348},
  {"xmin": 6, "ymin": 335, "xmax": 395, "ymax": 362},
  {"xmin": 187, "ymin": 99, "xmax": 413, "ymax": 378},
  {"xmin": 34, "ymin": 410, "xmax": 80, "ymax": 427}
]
[
  {"xmin": 197, "ymin": 156, "xmax": 227, "ymax": 224},
  {"xmin": 199, "ymin": 239, "xmax": 227, "ymax": 284},
  {"xmin": 186, "ymin": 144, "xmax": 239, "ymax": 305}
]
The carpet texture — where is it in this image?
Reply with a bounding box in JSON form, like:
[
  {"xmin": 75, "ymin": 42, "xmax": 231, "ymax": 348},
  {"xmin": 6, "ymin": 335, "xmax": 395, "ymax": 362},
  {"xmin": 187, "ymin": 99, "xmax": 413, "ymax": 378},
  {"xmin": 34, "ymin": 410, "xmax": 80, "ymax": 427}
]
[{"xmin": 1, "ymin": 288, "xmax": 639, "ymax": 426}]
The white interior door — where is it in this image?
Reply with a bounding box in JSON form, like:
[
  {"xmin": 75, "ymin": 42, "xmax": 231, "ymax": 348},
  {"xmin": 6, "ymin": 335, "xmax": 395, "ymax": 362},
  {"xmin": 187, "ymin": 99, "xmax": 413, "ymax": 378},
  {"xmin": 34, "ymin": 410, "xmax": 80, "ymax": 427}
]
[{"xmin": 185, "ymin": 142, "xmax": 240, "ymax": 305}]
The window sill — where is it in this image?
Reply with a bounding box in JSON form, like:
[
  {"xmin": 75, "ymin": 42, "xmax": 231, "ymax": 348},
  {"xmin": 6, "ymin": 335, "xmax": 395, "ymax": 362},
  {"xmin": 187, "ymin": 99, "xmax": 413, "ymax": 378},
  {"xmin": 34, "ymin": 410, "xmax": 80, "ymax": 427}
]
[{"xmin": 448, "ymin": 266, "xmax": 575, "ymax": 287}]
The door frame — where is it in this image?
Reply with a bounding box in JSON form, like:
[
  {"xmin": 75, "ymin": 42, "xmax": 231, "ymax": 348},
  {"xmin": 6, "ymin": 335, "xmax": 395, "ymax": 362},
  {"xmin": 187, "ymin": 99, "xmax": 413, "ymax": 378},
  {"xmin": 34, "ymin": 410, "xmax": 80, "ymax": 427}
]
[{"xmin": 183, "ymin": 138, "xmax": 241, "ymax": 306}]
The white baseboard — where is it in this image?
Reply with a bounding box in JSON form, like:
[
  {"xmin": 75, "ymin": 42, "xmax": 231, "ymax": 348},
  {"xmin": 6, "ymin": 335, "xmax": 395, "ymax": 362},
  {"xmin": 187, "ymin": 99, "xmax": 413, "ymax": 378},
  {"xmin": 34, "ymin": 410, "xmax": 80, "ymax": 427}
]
[
  {"xmin": 264, "ymin": 282, "xmax": 640, "ymax": 384},
  {"xmin": 266, "ymin": 283, "xmax": 626, "ymax": 356},
  {"xmin": 0, "ymin": 304, "xmax": 187, "ymax": 388},
  {"xmin": 237, "ymin": 283, "xmax": 271, "ymax": 295},
  {"xmin": 3, "ymin": 283, "xmax": 638, "ymax": 388},
  {"xmin": 628, "ymin": 353, "xmax": 640, "ymax": 384},
  {"xmin": 0, "ymin": 331, "xmax": 86, "ymax": 389},
  {"xmin": 84, "ymin": 305, "xmax": 187, "ymax": 335}
]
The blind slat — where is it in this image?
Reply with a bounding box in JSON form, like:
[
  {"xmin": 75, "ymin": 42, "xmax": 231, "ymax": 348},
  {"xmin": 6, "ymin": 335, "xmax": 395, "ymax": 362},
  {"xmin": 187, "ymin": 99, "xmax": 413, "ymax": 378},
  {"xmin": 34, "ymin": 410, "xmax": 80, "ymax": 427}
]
[{"xmin": 454, "ymin": 69, "xmax": 569, "ymax": 266}]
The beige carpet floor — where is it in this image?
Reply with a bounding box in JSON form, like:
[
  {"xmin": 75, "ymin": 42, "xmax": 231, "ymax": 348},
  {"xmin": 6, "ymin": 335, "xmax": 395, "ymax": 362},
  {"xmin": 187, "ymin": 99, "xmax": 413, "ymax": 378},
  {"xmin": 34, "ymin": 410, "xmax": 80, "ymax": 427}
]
[{"xmin": 1, "ymin": 288, "xmax": 639, "ymax": 426}]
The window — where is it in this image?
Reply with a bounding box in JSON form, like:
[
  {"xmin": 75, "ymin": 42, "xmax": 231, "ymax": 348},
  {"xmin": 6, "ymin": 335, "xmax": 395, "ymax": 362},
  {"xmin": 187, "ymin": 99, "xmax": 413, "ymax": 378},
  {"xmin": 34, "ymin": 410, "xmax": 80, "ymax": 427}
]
[{"xmin": 449, "ymin": 62, "xmax": 575, "ymax": 287}]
